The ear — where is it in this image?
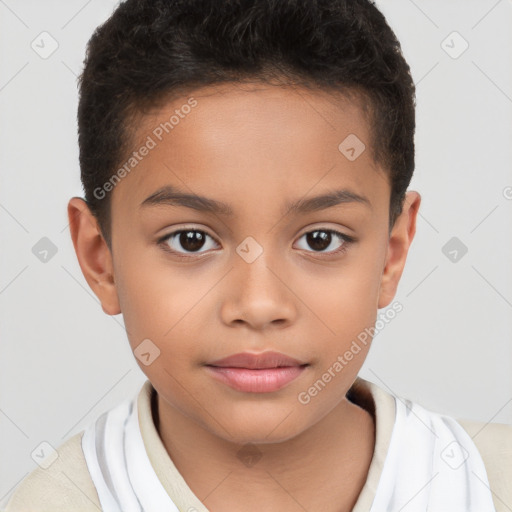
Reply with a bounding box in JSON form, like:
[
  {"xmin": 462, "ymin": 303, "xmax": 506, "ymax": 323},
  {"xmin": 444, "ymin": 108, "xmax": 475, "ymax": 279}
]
[
  {"xmin": 378, "ymin": 190, "xmax": 421, "ymax": 309},
  {"xmin": 67, "ymin": 197, "xmax": 121, "ymax": 315}
]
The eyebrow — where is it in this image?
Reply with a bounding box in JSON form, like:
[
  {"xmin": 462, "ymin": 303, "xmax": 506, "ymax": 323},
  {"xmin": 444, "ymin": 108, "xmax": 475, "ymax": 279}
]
[{"xmin": 139, "ymin": 185, "xmax": 371, "ymax": 216}]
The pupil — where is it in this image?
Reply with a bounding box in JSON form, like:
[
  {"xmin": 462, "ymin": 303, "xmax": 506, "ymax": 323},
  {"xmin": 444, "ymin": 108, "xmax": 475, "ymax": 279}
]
[
  {"xmin": 180, "ymin": 231, "xmax": 205, "ymax": 252},
  {"xmin": 308, "ymin": 231, "xmax": 330, "ymax": 251}
]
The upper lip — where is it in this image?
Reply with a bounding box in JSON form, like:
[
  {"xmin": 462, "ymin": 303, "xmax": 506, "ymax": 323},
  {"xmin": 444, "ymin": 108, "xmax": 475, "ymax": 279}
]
[{"xmin": 206, "ymin": 351, "xmax": 308, "ymax": 369}]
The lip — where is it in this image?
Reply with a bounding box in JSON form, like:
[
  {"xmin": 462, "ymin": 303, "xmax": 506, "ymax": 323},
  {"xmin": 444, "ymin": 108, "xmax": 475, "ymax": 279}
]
[
  {"xmin": 205, "ymin": 351, "xmax": 309, "ymax": 393},
  {"xmin": 206, "ymin": 351, "xmax": 307, "ymax": 369}
]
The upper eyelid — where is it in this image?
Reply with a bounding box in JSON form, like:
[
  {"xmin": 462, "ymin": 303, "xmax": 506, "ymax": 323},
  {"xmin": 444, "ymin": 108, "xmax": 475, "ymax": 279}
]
[
  {"xmin": 161, "ymin": 224, "xmax": 348, "ymax": 237},
  {"xmin": 162, "ymin": 226, "xmax": 220, "ymax": 243}
]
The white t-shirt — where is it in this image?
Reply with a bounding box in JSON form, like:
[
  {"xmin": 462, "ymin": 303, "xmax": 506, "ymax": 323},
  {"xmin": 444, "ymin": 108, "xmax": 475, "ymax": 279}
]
[{"xmin": 3, "ymin": 376, "xmax": 511, "ymax": 511}]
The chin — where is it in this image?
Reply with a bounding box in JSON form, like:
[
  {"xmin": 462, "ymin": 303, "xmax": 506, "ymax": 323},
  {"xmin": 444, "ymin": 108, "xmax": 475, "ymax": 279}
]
[{"xmin": 211, "ymin": 412, "xmax": 307, "ymax": 446}]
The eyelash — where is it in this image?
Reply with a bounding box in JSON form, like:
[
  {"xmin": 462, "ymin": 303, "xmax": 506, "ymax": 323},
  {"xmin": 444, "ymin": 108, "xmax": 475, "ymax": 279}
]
[{"xmin": 157, "ymin": 227, "xmax": 356, "ymax": 260}]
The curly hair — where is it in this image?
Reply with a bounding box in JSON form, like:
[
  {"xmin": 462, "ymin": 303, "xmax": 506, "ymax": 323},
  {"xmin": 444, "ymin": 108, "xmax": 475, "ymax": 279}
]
[{"xmin": 77, "ymin": 0, "xmax": 416, "ymax": 250}]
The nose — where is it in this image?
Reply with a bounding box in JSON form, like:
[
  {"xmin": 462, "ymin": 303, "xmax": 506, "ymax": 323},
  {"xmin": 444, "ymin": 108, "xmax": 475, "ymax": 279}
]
[{"xmin": 219, "ymin": 250, "xmax": 298, "ymax": 331}]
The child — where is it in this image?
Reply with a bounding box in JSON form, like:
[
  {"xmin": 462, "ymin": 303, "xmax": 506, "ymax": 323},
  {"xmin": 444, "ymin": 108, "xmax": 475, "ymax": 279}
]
[{"xmin": 4, "ymin": 0, "xmax": 511, "ymax": 510}]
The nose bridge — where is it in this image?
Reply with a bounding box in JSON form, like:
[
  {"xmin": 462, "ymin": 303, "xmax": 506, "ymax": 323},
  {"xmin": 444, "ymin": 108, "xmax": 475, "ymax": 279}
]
[{"xmin": 236, "ymin": 237, "xmax": 284, "ymax": 297}]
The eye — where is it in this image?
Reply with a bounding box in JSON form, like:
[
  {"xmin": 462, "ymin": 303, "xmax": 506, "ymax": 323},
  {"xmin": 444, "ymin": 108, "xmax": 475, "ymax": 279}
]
[
  {"xmin": 157, "ymin": 226, "xmax": 356, "ymax": 259},
  {"xmin": 295, "ymin": 228, "xmax": 355, "ymax": 256},
  {"xmin": 158, "ymin": 228, "xmax": 219, "ymax": 257}
]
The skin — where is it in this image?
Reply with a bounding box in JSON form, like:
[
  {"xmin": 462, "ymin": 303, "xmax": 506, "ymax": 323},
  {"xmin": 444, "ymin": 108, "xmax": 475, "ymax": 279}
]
[{"xmin": 68, "ymin": 82, "xmax": 421, "ymax": 512}]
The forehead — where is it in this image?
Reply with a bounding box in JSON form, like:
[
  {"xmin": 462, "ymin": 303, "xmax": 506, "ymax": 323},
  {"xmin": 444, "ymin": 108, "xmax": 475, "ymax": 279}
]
[{"xmin": 111, "ymin": 82, "xmax": 388, "ymax": 219}]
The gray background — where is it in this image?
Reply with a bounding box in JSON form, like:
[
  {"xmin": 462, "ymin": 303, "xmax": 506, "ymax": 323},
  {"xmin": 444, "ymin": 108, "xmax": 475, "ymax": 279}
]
[{"xmin": 1, "ymin": 0, "xmax": 511, "ymax": 505}]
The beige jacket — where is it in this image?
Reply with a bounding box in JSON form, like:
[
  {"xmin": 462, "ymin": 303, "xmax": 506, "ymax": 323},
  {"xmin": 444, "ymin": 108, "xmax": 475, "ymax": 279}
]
[{"xmin": 3, "ymin": 377, "xmax": 512, "ymax": 511}]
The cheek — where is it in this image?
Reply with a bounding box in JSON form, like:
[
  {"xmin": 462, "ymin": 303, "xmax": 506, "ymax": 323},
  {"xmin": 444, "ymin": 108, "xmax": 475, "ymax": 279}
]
[
  {"xmin": 115, "ymin": 255, "xmax": 212, "ymax": 357},
  {"xmin": 300, "ymin": 256, "xmax": 383, "ymax": 335}
]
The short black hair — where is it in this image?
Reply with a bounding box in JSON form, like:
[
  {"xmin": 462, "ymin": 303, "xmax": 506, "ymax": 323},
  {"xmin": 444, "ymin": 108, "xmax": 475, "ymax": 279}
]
[{"xmin": 77, "ymin": 0, "xmax": 416, "ymax": 250}]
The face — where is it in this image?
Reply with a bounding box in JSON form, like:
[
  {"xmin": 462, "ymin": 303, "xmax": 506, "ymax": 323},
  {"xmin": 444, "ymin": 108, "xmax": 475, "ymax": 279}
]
[{"xmin": 69, "ymin": 82, "xmax": 420, "ymax": 445}]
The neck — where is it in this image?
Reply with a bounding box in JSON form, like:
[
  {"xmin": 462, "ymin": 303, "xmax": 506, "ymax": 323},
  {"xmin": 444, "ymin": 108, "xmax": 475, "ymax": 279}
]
[{"xmin": 154, "ymin": 388, "xmax": 375, "ymax": 512}]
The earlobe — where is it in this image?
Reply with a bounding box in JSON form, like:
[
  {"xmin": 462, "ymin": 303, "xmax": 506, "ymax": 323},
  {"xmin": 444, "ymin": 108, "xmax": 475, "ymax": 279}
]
[
  {"xmin": 67, "ymin": 197, "xmax": 121, "ymax": 316},
  {"xmin": 377, "ymin": 191, "xmax": 421, "ymax": 309}
]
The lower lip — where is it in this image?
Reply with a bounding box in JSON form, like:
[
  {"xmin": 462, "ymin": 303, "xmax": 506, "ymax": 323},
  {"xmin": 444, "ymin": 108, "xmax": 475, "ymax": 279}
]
[{"xmin": 205, "ymin": 365, "xmax": 308, "ymax": 393}]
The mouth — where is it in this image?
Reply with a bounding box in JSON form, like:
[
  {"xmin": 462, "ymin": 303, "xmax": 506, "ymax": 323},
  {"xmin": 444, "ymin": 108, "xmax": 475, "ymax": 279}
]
[
  {"xmin": 206, "ymin": 350, "xmax": 308, "ymax": 369},
  {"xmin": 205, "ymin": 351, "xmax": 309, "ymax": 393}
]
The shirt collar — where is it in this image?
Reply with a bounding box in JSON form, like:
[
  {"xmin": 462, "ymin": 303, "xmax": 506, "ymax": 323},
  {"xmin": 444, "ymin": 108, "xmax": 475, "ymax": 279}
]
[{"xmin": 136, "ymin": 375, "xmax": 396, "ymax": 511}]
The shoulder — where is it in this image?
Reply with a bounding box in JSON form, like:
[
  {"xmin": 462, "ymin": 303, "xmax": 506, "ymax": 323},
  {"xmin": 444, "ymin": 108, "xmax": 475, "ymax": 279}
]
[
  {"xmin": 2, "ymin": 431, "xmax": 101, "ymax": 512},
  {"xmin": 457, "ymin": 418, "xmax": 512, "ymax": 512}
]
